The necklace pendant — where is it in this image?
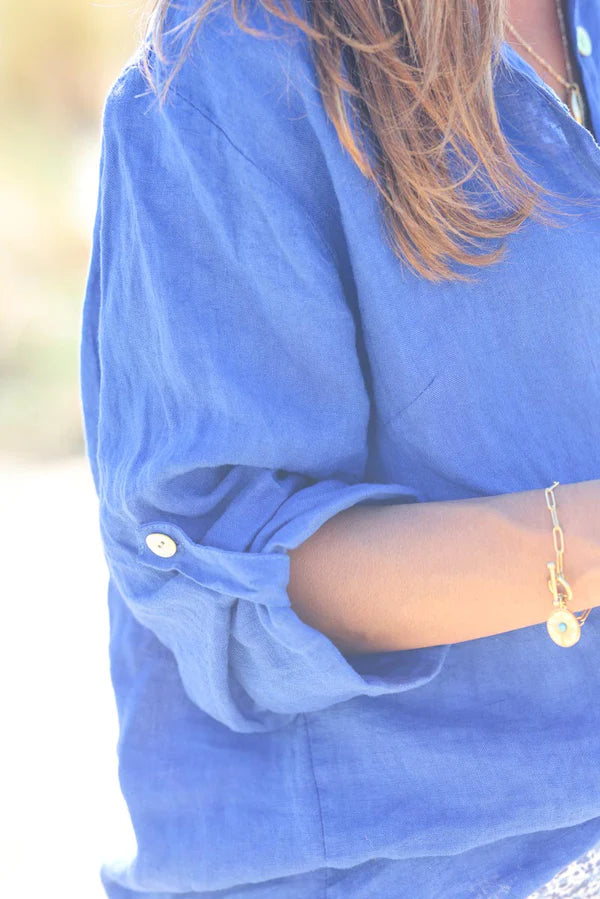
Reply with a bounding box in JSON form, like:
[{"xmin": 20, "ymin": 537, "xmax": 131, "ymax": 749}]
[
  {"xmin": 546, "ymin": 607, "xmax": 581, "ymax": 647},
  {"xmin": 568, "ymin": 84, "xmax": 585, "ymax": 125}
]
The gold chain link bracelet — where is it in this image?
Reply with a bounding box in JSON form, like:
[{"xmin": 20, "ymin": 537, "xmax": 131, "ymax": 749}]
[{"xmin": 545, "ymin": 481, "xmax": 592, "ymax": 647}]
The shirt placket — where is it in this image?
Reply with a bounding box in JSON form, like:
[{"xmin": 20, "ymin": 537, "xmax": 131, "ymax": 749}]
[{"xmin": 565, "ymin": 0, "xmax": 600, "ymax": 143}]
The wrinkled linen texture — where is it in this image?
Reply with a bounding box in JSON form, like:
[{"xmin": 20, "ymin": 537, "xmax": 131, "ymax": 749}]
[{"xmin": 79, "ymin": 0, "xmax": 600, "ymax": 896}]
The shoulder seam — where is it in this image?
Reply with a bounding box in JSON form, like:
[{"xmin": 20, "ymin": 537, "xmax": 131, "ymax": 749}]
[{"xmin": 168, "ymin": 83, "xmax": 340, "ymax": 269}]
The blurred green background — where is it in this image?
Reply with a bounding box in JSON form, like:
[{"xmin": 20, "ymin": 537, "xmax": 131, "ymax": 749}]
[{"xmin": 0, "ymin": 0, "xmax": 144, "ymax": 461}]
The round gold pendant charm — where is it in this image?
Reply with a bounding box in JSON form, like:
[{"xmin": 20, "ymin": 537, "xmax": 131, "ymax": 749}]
[{"xmin": 546, "ymin": 608, "xmax": 581, "ymax": 647}]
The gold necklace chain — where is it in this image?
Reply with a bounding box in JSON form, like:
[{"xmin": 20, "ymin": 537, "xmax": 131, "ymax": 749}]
[{"xmin": 505, "ymin": 0, "xmax": 586, "ymax": 125}]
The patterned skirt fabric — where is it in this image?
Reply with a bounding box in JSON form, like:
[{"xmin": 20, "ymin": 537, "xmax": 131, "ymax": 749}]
[{"xmin": 527, "ymin": 845, "xmax": 600, "ymax": 898}]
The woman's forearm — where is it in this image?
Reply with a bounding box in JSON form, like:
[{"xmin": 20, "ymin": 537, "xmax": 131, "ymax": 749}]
[{"xmin": 286, "ymin": 479, "xmax": 600, "ymax": 652}]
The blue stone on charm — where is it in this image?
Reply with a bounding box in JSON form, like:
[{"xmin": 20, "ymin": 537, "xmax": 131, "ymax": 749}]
[{"xmin": 547, "ymin": 609, "xmax": 581, "ymax": 646}]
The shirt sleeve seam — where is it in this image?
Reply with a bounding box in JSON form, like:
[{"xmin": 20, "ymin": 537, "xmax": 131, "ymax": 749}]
[{"xmin": 168, "ymin": 83, "xmax": 341, "ymax": 269}]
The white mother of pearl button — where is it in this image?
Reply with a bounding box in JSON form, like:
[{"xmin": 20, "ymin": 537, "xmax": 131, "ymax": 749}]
[{"xmin": 145, "ymin": 532, "xmax": 178, "ymax": 558}]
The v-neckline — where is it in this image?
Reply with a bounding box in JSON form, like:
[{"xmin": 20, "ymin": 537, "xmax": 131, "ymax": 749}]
[{"xmin": 498, "ymin": 37, "xmax": 600, "ymax": 164}]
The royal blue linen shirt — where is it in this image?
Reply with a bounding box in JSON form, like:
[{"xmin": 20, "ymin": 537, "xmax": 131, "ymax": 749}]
[{"xmin": 80, "ymin": 0, "xmax": 600, "ymax": 896}]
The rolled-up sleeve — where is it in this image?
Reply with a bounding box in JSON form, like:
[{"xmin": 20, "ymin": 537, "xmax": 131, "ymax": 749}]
[{"xmin": 80, "ymin": 64, "xmax": 450, "ymax": 734}]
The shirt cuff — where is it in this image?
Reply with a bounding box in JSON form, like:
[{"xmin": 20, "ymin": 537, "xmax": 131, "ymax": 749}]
[{"xmin": 103, "ymin": 480, "xmax": 451, "ymax": 732}]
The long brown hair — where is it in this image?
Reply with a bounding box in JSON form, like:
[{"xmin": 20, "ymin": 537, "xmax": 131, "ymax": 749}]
[{"xmin": 140, "ymin": 0, "xmax": 578, "ymax": 282}]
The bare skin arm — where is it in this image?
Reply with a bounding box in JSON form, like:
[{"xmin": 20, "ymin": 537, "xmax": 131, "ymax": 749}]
[{"xmin": 286, "ymin": 479, "xmax": 600, "ymax": 653}]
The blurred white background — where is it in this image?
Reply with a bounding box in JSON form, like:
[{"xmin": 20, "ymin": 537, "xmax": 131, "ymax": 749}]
[
  {"xmin": 1, "ymin": 459, "xmax": 137, "ymax": 897},
  {"xmin": 1, "ymin": 0, "xmax": 144, "ymax": 894}
]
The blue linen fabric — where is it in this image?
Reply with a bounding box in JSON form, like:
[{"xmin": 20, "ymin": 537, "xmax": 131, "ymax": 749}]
[{"xmin": 80, "ymin": 0, "xmax": 600, "ymax": 896}]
